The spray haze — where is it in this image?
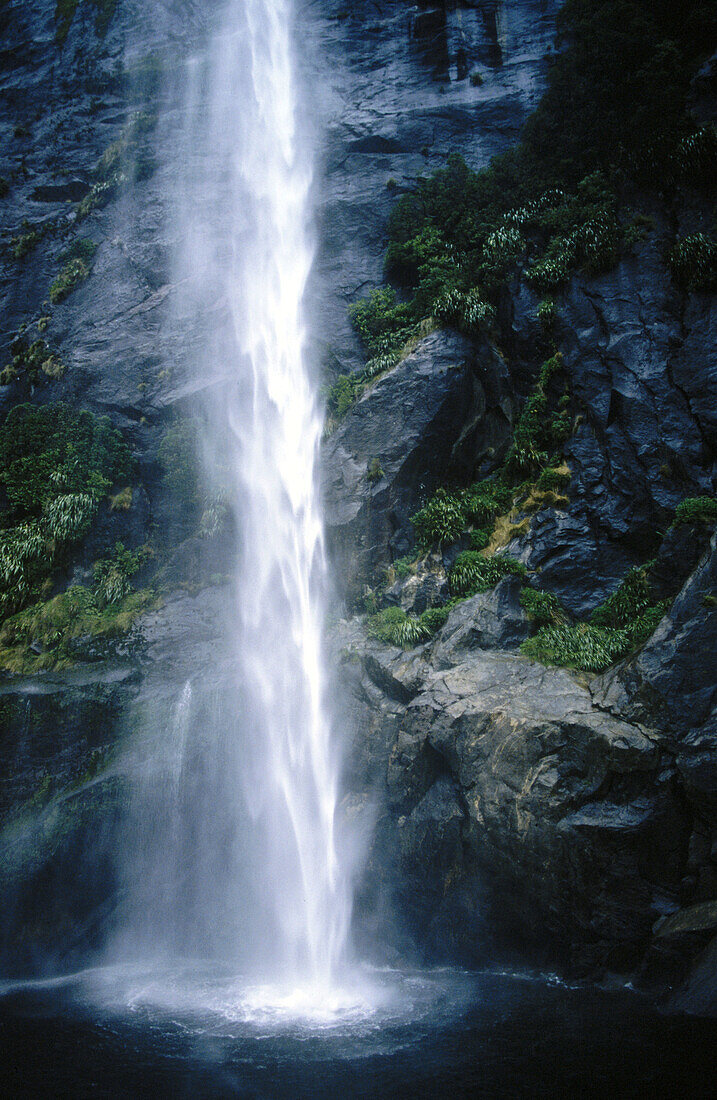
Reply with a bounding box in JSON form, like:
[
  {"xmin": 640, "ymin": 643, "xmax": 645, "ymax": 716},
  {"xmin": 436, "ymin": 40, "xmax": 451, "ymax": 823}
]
[{"xmin": 110, "ymin": 0, "xmax": 357, "ymax": 1005}]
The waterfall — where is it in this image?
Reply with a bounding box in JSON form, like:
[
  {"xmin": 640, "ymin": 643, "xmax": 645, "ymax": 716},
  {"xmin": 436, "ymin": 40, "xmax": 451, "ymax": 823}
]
[{"xmin": 110, "ymin": 0, "xmax": 355, "ymax": 1003}]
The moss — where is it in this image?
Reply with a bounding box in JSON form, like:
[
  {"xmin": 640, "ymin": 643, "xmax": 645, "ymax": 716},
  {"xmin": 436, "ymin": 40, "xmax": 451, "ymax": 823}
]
[
  {"xmin": 671, "ymin": 495, "xmax": 717, "ymax": 527},
  {"xmin": 0, "ymin": 585, "xmax": 159, "ymax": 674}
]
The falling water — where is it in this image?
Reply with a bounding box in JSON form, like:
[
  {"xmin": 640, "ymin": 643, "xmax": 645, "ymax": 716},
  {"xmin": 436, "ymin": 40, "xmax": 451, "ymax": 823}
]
[{"xmin": 109, "ymin": 0, "xmax": 356, "ymax": 1008}]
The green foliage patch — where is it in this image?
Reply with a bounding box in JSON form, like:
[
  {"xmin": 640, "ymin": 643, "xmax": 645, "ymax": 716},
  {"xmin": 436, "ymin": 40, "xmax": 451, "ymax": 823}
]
[
  {"xmin": 449, "ymin": 551, "xmax": 527, "ymax": 598},
  {"xmin": 667, "ymin": 235, "xmax": 717, "ymax": 292},
  {"xmin": 671, "ymin": 495, "xmax": 717, "ymax": 527},
  {"xmin": 49, "ymin": 239, "xmax": 97, "ymax": 304},
  {"xmin": 519, "ymin": 586, "xmax": 566, "ymax": 626},
  {"xmin": 1, "ymin": 336, "xmax": 65, "ymax": 387},
  {"xmin": 0, "ymin": 404, "xmax": 132, "ymax": 618},
  {"xmin": 0, "ymin": 584, "xmax": 158, "ymax": 673},
  {"xmin": 366, "ymin": 602, "xmax": 455, "ymax": 649},
  {"xmin": 521, "ymin": 564, "xmax": 668, "ymax": 672}
]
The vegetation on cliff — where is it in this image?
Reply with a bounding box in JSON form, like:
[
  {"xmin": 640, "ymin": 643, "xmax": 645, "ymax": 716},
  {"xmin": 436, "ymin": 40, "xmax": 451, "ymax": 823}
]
[{"xmin": 335, "ymin": 0, "xmax": 716, "ymax": 414}]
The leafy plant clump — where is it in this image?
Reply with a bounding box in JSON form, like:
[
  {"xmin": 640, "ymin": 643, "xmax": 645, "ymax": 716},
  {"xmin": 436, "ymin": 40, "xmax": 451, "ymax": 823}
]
[
  {"xmin": 1, "ymin": 336, "xmax": 65, "ymax": 387},
  {"xmin": 504, "ymin": 353, "xmax": 571, "ymax": 479},
  {"xmin": 521, "ymin": 564, "xmax": 668, "ymax": 672},
  {"xmin": 49, "ymin": 238, "xmax": 97, "ymax": 304},
  {"xmin": 93, "ymin": 542, "xmax": 150, "ymax": 607},
  {"xmin": 411, "ymin": 479, "xmax": 513, "ymax": 550},
  {"xmin": 449, "ymin": 551, "xmax": 526, "ymax": 598},
  {"xmin": 366, "ymin": 603, "xmax": 454, "ymax": 649},
  {"xmin": 0, "ymin": 404, "xmax": 132, "ymax": 618},
  {"xmin": 671, "ymin": 495, "xmax": 717, "ymax": 527},
  {"xmin": 519, "ymin": 586, "xmax": 566, "ymax": 626},
  {"xmin": 0, "ymin": 584, "xmax": 158, "ymax": 674},
  {"xmin": 667, "ymin": 234, "xmax": 717, "ymax": 292}
]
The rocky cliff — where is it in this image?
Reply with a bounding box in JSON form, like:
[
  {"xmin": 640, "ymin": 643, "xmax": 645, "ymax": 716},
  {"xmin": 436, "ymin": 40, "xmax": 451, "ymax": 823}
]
[{"xmin": 0, "ymin": 0, "xmax": 715, "ymax": 1014}]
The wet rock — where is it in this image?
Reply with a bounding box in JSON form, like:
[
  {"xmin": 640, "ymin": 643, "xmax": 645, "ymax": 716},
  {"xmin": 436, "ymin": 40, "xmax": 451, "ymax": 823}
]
[
  {"xmin": 322, "ymin": 329, "xmax": 514, "ymax": 594},
  {"xmin": 431, "ymin": 575, "xmax": 531, "ymax": 665}
]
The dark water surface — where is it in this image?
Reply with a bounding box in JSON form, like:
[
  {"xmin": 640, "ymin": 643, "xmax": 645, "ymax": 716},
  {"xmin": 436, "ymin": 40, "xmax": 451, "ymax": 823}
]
[{"xmin": 1, "ymin": 967, "xmax": 715, "ymax": 1099}]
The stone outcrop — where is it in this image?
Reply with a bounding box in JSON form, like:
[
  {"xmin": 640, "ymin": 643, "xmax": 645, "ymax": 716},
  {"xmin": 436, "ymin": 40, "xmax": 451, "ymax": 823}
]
[{"xmin": 322, "ymin": 330, "xmax": 514, "ymax": 590}]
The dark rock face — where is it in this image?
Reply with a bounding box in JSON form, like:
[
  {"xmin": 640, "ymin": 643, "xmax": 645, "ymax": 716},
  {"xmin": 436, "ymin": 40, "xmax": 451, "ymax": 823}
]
[
  {"xmin": 307, "ymin": 0, "xmax": 562, "ymax": 372},
  {"xmin": 503, "ymin": 239, "xmax": 717, "ymax": 615},
  {"xmin": 337, "ymin": 536, "xmax": 716, "ymax": 984},
  {"xmin": 322, "ymin": 329, "xmax": 514, "ymax": 590}
]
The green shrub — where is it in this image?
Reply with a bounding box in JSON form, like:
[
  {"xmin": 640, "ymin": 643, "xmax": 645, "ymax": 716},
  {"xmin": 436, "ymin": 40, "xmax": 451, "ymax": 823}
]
[
  {"xmin": 537, "ymin": 465, "xmax": 571, "ymax": 492},
  {"xmin": 50, "ymin": 257, "xmax": 90, "ymax": 303},
  {"xmin": 1, "ymin": 337, "xmax": 65, "ymax": 386},
  {"xmin": 667, "ymin": 234, "xmax": 717, "ymax": 292},
  {"xmin": 76, "ymin": 175, "xmax": 123, "ymax": 221},
  {"xmin": 11, "ymin": 222, "xmax": 43, "ymax": 260},
  {"xmin": 433, "ymin": 288, "xmax": 495, "ymax": 334},
  {"xmin": 366, "ymin": 602, "xmax": 451, "ymax": 648},
  {"xmin": 198, "ymin": 496, "xmax": 229, "ymax": 539},
  {"xmin": 411, "ymin": 488, "xmax": 466, "ymax": 549},
  {"xmin": 0, "ymin": 583, "xmax": 157, "ymax": 673},
  {"xmin": 505, "ymin": 353, "xmax": 569, "ymax": 479},
  {"xmin": 43, "ymin": 492, "xmax": 97, "ymax": 543},
  {"xmin": 0, "ymin": 404, "xmax": 132, "ymax": 620},
  {"xmin": 93, "ymin": 542, "xmax": 148, "ymax": 607},
  {"xmin": 537, "ymin": 298, "xmax": 557, "ymax": 331},
  {"xmin": 521, "ymin": 623, "xmax": 631, "ymax": 672},
  {"xmin": 393, "ymin": 556, "xmax": 416, "ymax": 579},
  {"xmin": 367, "ymin": 457, "xmax": 384, "ymax": 482},
  {"xmin": 521, "ymin": 561, "xmax": 669, "ymax": 672},
  {"xmin": 0, "ymin": 403, "xmax": 131, "ymax": 520},
  {"xmin": 366, "ymin": 606, "xmax": 408, "ymax": 644},
  {"xmin": 449, "ymin": 551, "xmax": 526, "ymax": 597},
  {"xmin": 520, "ymin": 586, "xmax": 566, "ymax": 626},
  {"xmin": 419, "ymin": 604, "xmax": 452, "ymax": 635},
  {"xmin": 349, "ymin": 288, "xmax": 415, "ymax": 357},
  {"xmin": 671, "ymin": 495, "xmax": 717, "ymax": 527},
  {"xmin": 590, "ymin": 565, "xmax": 653, "ymax": 629}
]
